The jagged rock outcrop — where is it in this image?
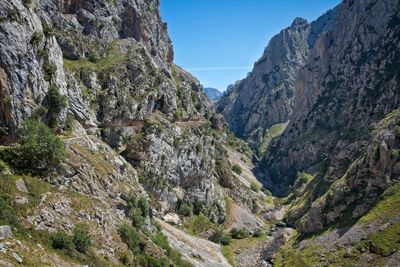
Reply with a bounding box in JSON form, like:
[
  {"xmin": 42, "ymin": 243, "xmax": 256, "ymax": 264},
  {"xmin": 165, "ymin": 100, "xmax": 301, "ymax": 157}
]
[
  {"xmin": 216, "ymin": 9, "xmax": 337, "ymax": 150},
  {"xmin": 0, "ymin": 1, "xmax": 267, "ymax": 264},
  {"xmin": 264, "ymin": 0, "xmax": 400, "ymax": 233},
  {"xmin": 0, "ymin": 0, "xmax": 209, "ymax": 140}
]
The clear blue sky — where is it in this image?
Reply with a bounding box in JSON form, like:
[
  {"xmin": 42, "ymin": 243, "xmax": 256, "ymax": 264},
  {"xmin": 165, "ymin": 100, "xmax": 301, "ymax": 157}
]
[{"xmin": 160, "ymin": 0, "xmax": 340, "ymax": 92}]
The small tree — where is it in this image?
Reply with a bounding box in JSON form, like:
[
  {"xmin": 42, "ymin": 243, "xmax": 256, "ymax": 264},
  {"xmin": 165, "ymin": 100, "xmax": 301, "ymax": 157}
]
[
  {"xmin": 8, "ymin": 119, "xmax": 65, "ymax": 174},
  {"xmin": 73, "ymin": 225, "xmax": 91, "ymax": 253},
  {"xmin": 47, "ymin": 85, "xmax": 67, "ymax": 128}
]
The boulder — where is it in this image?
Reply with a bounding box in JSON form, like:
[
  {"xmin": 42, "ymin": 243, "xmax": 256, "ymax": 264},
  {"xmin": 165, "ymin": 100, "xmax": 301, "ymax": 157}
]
[
  {"xmin": 0, "ymin": 226, "xmax": 13, "ymax": 239},
  {"xmin": 162, "ymin": 213, "xmax": 181, "ymax": 225}
]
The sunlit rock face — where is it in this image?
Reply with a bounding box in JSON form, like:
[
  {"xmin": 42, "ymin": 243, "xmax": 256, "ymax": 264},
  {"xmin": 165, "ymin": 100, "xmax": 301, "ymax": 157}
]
[
  {"xmin": 264, "ymin": 0, "xmax": 400, "ymax": 233},
  {"xmin": 216, "ymin": 8, "xmax": 337, "ymax": 150}
]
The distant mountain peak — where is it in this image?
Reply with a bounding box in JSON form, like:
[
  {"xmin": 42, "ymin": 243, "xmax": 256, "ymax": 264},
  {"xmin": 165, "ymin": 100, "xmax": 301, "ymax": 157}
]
[{"xmin": 203, "ymin": 87, "xmax": 222, "ymax": 102}]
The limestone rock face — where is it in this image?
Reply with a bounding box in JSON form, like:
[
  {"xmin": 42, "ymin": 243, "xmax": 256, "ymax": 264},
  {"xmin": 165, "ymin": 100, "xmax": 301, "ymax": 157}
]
[
  {"xmin": 0, "ymin": 0, "xmax": 210, "ymax": 142},
  {"xmin": 216, "ymin": 8, "xmax": 337, "ymax": 150},
  {"xmin": 263, "ymin": 0, "xmax": 400, "ymax": 233}
]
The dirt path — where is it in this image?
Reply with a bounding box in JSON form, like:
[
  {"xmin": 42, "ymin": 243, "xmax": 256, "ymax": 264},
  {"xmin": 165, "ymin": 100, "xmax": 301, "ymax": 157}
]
[{"xmin": 157, "ymin": 219, "xmax": 231, "ymax": 267}]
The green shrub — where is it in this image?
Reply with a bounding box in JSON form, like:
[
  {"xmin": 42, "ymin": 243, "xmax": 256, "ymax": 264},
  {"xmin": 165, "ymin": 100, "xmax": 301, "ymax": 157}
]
[
  {"xmin": 0, "ymin": 194, "xmax": 11, "ymax": 221},
  {"xmin": 195, "ymin": 102, "xmax": 201, "ymax": 111},
  {"xmin": 261, "ymin": 187, "xmax": 272, "ymax": 196},
  {"xmin": 392, "ymin": 149, "xmax": 400, "ymax": 160},
  {"xmin": 22, "ymin": 0, "xmax": 32, "ymax": 7},
  {"xmin": 250, "ymin": 182, "xmax": 261, "ymax": 192},
  {"xmin": 297, "ymin": 172, "xmax": 313, "ymax": 185},
  {"xmin": 8, "ymin": 9, "xmax": 18, "ymax": 21},
  {"xmin": 0, "ymin": 160, "xmax": 9, "ymax": 173},
  {"xmin": 220, "ymin": 233, "xmax": 232, "ymax": 245},
  {"xmin": 130, "ymin": 208, "xmax": 145, "ymax": 229},
  {"xmin": 30, "ymin": 32, "xmax": 43, "ymax": 46},
  {"xmin": 65, "ymin": 114, "xmax": 74, "ymax": 131},
  {"xmin": 125, "ymin": 194, "xmax": 146, "ymax": 228},
  {"xmin": 118, "ymin": 250, "xmax": 134, "ymax": 265},
  {"xmin": 138, "ymin": 197, "xmax": 149, "ymax": 217},
  {"xmin": 184, "ymin": 214, "xmax": 215, "ymax": 236},
  {"xmin": 3, "ymin": 119, "xmax": 65, "ymax": 174},
  {"xmin": 395, "ymin": 126, "xmax": 400, "ymax": 138},
  {"xmin": 210, "ymin": 228, "xmax": 224, "ymax": 243},
  {"xmin": 152, "ymin": 232, "xmax": 192, "ymax": 267},
  {"xmin": 252, "ymin": 228, "xmax": 263, "ymax": 237},
  {"xmin": 178, "ymin": 201, "xmax": 193, "ymax": 217},
  {"xmin": 230, "ymin": 228, "xmax": 250, "ymax": 239},
  {"xmin": 31, "ymin": 106, "xmax": 48, "ymax": 120},
  {"xmin": 73, "ymin": 225, "xmax": 91, "ymax": 253},
  {"xmin": 42, "ymin": 23, "xmax": 54, "ymax": 36},
  {"xmin": 52, "ymin": 232, "xmax": 74, "ymax": 251},
  {"xmin": 43, "ymin": 60, "xmax": 57, "ymax": 81},
  {"xmin": 47, "ymin": 85, "xmax": 67, "ymax": 127},
  {"xmin": 192, "ymin": 198, "xmax": 203, "ymax": 215},
  {"xmin": 119, "ymin": 223, "xmax": 144, "ymax": 254},
  {"xmin": 174, "ymin": 109, "xmax": 182, "ymax": 121},
  {"xmin": 231, "ymin": 164, "xmax": 242, "ymax": 175}
]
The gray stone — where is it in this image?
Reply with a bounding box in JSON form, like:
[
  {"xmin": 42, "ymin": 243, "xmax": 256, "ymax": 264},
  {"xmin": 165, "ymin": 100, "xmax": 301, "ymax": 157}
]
[
  {"xmin": 0, "ymin": 242, "xmax": 6, "ymax": 252},
  {"xmin": 0, "ymin": 226, "xmax": 13, "ymax": 239},
  {"xmin": 15, "ymin": 179, "xmax": 27, "ymax": 193},
  {"xmin": 0, "ymin": 259, "xmax": 15, "ymax": 267},
  {"xmin": 11, "ymin": 252, "xmax": 23, "ymax": 264},
  {"xmin": 162, "ymin": 213, "xmax": 181, "ymax": 225}
]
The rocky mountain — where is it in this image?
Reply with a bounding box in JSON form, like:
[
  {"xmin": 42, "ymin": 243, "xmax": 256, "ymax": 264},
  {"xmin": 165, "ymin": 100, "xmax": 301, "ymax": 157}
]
[
  {"xmin": 1, "ymin": 0, "xmax": 400, "ymax": 266},
  {"xmin": 260, "ymin": 0, "xmax": 400, "ymax": 265},
  {"xmin": 204, "ymin": 87, "xmax": 223, "ymax": 102},
  {"xmin": 0, "ymin": 0, "xmax": 273, "ymax": 266},
  {"xmin": 216, "ymin": 8, "xmax": 337, "ymax": 153}
]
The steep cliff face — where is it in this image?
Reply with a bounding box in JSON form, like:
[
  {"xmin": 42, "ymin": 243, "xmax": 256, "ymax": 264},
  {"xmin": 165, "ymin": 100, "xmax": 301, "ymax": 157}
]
[
  {"xmin": 264, "ymin": 0, "xmax": 400, "ymax": 233},
  {"xmin": 0, "ymin": 0, "xmax": 272, "ymax": 265},
  {"xmin": 216, "ymin": 9, "xmax": 337, "ymax": 151}
]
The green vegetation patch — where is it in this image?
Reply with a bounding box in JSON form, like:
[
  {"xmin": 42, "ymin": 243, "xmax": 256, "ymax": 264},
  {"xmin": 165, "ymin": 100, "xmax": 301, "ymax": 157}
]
[
  {"xmin": 369, "ymin": 222, "xmax": 400, "ymax": 256},
  {"xmin": 221, "ymin": 234, "xmax": 266, "ymax": 266},
  {"xmin": 274, "ymin": 243, "xmax": 323, "ymax": 267},
  {"xmin": 63, "ymin": 41, "xmax": 128, "ymax": 74},
  {"xmin": 259, "ymin": 123, "xmax": 287, "ymax": 155},
  {"xmin": 0, "ymin": 119, "xmax": 66, "ymax": 175},
  {"xmin": 231, "ymin": 164, "xmax": 242, "ymax": 175},
  {"xmin": 183, "ymin": 213, "xmax": 216, "ymax": 236},
  {"xmin": 358, "ymin": 182, "xmax": 400, "ymax": 223},
  {"xmin": 226, "ymin": 133, "xmax": 253, "ymax": 158}
]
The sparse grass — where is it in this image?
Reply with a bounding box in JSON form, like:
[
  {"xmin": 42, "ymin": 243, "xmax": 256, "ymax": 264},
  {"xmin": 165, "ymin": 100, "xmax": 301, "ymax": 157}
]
[
  {"xmin": 369, "ymin": 222, "xmax": 400, "ymax": 256},
  {"xmin": 63, "ymin": 41, "xmax": 127, "ymax": 74},
  {"xmin": 358, "ymin": 182, "xmax": 400, "ymax": 223},
  {"xmin": 69, "ymin": 144, "xmax": 114, "ymax": 177},
  {"xmin": 231, "ymin": 164, "xmax": 242, "ymax": 175},
  {"xmin": 221, "ymin": 235, "xmax": 266, "ymax": 266},
  {"xmin": 226, "ymin": 133, "xmax": 253, "ymax": 158},
  {"xmin": 259, "ymin": 123, "xmax": 287, "ymax": 155},
  {"xmin": 183, "ymin": 213, "xmax": 216, "ymax": 236},
  {"xmin": 250, "ymin": 182, "xmax": 261, "ymax": 192}
]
